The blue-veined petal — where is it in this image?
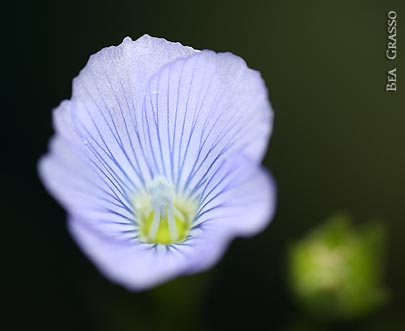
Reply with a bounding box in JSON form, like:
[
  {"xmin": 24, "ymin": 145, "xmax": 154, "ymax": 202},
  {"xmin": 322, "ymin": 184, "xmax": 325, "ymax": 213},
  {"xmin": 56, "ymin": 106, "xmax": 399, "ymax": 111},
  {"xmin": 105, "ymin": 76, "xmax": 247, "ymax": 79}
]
[
  {"xmin": 40, "ymin": 35, "xmax": 196, "ymax": 222},
  {"xmin": 68, "ymin": 154, "xmax": 275, "ymax": 290},
  {"xmin": 140, "ymin": 50, "xmax": 272, "ymax": 193}
]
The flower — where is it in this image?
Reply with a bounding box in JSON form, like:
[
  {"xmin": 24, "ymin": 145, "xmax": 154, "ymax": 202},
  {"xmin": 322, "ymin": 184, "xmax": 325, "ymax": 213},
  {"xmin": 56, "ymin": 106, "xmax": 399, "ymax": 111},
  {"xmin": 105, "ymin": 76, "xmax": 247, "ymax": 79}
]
[{"xmin": 38, "ymin": 35, "xmax": 276, "ymax": 290}]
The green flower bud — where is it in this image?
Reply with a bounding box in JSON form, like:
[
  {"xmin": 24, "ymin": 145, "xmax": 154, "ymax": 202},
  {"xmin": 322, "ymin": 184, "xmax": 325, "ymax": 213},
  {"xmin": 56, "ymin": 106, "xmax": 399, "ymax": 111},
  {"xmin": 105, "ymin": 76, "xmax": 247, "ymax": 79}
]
[{"xmin": 288, "ymin": 213, "xmax": 389, "ymax": 320}]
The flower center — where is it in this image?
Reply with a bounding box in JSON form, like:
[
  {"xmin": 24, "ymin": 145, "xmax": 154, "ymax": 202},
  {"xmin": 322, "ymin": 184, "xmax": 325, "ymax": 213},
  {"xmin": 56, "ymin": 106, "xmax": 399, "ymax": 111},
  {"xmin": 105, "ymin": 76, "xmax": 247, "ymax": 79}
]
[{"xmin": 134, "ymin": 176, "xmax": 198, "ymax": 245}]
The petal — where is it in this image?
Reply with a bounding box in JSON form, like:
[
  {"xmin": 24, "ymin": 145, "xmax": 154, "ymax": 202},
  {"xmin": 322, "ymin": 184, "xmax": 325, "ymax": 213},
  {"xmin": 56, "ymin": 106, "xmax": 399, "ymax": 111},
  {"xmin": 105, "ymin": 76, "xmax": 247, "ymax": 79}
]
[
  {"xmin": 68, "ymin": 154, "xmax": 275, "ymax": 290},
  {"xmin": 69, "ymin": 35, "xmax": 197, "ymax": 190},
  {"xmin": 69, "ymin": 218, "xmax": 190, "ymax": 290},
  {"xmin": 177, "ymin": 153, "xmax": 277, "ymax": 274},
  {"xmin": 38, "ymin": 135, "xmax": 136, "ymax": 235},
  {"xmin": 192, "ymin": 153, "xmax": 276, "ymax": 239},
  {"xmin": 40, "ymin": 35, "xmax": 197, "ymax": 219},
  {"xmin": 140, "ymin": 50, "xmax": 273, "ymax": 193}
]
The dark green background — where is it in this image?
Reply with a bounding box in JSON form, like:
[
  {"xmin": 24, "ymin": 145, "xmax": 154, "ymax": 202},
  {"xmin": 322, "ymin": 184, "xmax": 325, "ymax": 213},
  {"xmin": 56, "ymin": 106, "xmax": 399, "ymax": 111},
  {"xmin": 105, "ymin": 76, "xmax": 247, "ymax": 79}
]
[{"xmin": 5, "ymin": 0, "xmax": 404, "ymax": 330}]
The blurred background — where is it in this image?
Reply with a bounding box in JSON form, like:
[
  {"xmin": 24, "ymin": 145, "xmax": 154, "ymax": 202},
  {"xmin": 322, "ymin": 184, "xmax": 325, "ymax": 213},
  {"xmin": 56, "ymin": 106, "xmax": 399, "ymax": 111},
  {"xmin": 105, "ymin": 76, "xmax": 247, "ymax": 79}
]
[{"xmin": 4, "ymin": 0, "xmax": 404, "ymax": 330}]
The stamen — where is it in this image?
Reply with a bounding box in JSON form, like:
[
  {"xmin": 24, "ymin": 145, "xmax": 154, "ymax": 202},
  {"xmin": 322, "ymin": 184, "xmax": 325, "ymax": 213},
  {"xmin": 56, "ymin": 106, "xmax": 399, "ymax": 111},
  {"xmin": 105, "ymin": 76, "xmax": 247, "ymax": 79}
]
[
  {"xmin": 134, "ymin": 176, "xmax": 198, "ymax": 245},
  {"xmin": 148, "ymin": 210, "xmax": 161, "ymax": 240},
  {"xmin": 167, "ymin": 204, "xmax": 179, "ymax": 242}
]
